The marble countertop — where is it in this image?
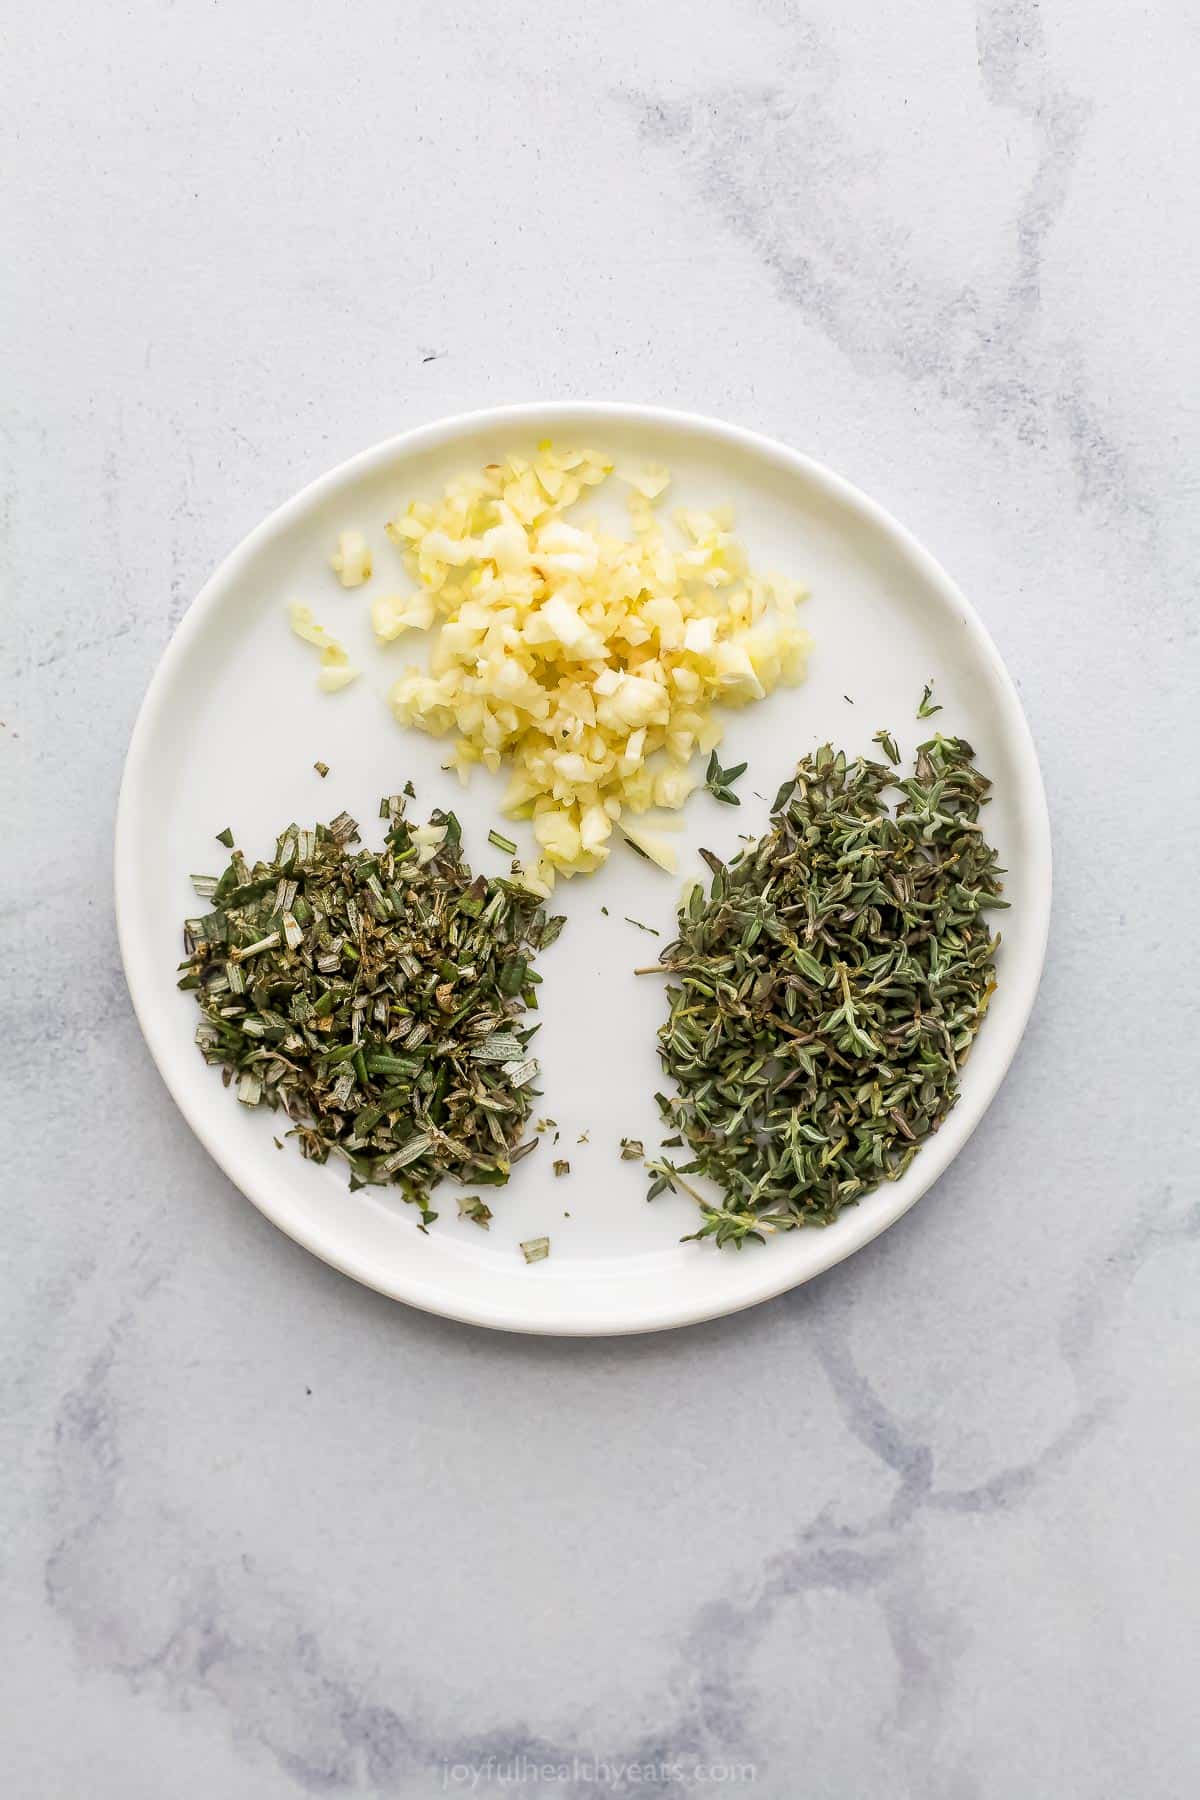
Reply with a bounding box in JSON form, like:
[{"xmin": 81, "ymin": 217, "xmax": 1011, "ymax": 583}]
[{"xmin": 4, "ymin": 2, "xmax": 1197, "ymax": 1794}]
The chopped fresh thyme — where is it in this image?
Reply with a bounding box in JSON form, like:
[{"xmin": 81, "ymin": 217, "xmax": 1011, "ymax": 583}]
[
  {"xmin": 641, "ymin": 735, "xmax": 1006, "ymax": 1247},
  {"xmin": 577, "ymin": 1131, "xmax": 589, "ymax": 1144},
  {"xmin": 457, "ymin": 1195, "xmax": 493, "ymax": 1228},
  {"xmin": 488, "ymin": 829, "xmax": 517, "ymax": 855},
  {"xmin": 179, "ymin": 795, "xmax": 565, "ymax": 1228},
  {"xmin": 704, "ymin": 749, "xmax": 748, "ymax": 806},
  {"xmin": 521, "ymin": 1236, "xmax": 550, "ymax": 1264},
  {"xmin": 619, "ymin": 1138, "xmax": 644, "ymax": 1160},
  {"xmin": 625, "ymin": 916, "xmax": 660, "ymax": 936},
  {"xmin": 553, "ymin": 1159, "xmax": 570, "ymax": 1177},
  {"xmin": 314, "ymin": 761, "xmax": 330, "ymax": 778},
  {"xmin": 872, "ymin": 729, "xmax": 900, "ymax": 764},
  {"xmin": 917, "ymin": 681, "xmax": 943, "ymax": 719},
  {"xmin": 216, "ymin": 826, "xmax": 235, "ymax": 849}
]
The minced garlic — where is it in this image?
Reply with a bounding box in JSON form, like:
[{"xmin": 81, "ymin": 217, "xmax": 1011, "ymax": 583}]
[{"xmin": 380, "ymin": 446, "xmax": 810, "ymax": 880}]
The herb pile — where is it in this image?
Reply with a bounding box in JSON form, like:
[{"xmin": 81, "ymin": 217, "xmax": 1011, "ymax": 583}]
[
  {"xmin": 179, "ymin": 797, "xmax": 564, "ymax": 1227},
  {"xmin": 641, "ymin": 735, "xmax": 1006, "ymax": 1246}
]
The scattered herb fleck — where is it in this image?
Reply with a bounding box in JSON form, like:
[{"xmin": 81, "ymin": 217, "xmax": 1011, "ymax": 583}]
[
  {"xmin": 619, "ymin": 1138, "xmax": 644, "ymax": 1160},
  {"xmin": 488, "ymin": 829, "xmax": 518, "ymax": 855},
  {"xmin": 872, "ymin": 729, "xmax": 900, "ymax": 765},
  {"xmin": 577, "ymin": 1131, "xmax": 589, "ymax": 1144},
  {"xmin": 521, "ymin": 1236, "xmax": 550, "ymax": 1264},
  {"xmin": 625, "ymin": 916, "xmax": 660, "ymax": 936},
  {"xmin": 457, "ymin": 1195, "xmax": 493, "ymax": 1229},
  {"xmin": 314, "ymin": 761, "xmax": 329, "ymax": 779},
  {"xmin": 640, "ymin": 734, "xmax": 1005, "ymax": 1246},
  {"xmin": 917, "ymin": 681, "xmax": 943, "ymax": 719},
  {"xmin": 553, "ymin": 1159, "xmax": 571, "ymax": 1177},
  {"xmin": 216, "ymin": 826, "xmax": 235, "ymax": 849}
]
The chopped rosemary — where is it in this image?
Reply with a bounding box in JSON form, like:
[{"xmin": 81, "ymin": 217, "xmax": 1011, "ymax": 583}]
[
  {"xmin": 625, "ymin": 916, "xmax": 660, "ymax": 936},
  {"xmin": 488, "ymin": 829, "xmax": 517, "ymax": 855},
  {"xmin": 178, "ymin": 795, "xmax": 565, "ymax": 1228}
]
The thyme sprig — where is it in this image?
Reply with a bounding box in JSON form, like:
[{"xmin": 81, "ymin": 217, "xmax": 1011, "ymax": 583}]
[{"xmin": 704, "ymin": 749, "xmax": 748, "ymax": 806}]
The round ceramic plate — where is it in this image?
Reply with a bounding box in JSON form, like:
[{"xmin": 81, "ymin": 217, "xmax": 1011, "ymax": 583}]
[{"xmin": 116, "ymin": 404, "xmax": 1050, "ymax": 1335}]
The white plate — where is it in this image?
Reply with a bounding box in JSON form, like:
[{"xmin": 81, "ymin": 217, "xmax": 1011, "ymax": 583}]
[{"xmin": 116, "ymin": 404, "xmax": 1050, "ymax": 1335}]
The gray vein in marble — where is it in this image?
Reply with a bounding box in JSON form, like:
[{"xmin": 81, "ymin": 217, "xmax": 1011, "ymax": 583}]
[
  {"xmin": 618, "ymin": 1, "xmax": 1152, "ymax": 543},
  {"xmin": 43, "ymin": 1184, "xmax": 1192, "ymax": 1795}
]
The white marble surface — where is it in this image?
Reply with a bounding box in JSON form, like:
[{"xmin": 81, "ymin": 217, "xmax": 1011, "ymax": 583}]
[{"xmin": 4, "ymin": 1, "xmax": 1198, "ymax": 1794}]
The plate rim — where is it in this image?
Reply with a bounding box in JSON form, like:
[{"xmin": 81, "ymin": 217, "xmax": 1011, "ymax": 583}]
[{"xmin": 115, "ymin": 401, "xmax": 1052, "ymax": 1335}]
